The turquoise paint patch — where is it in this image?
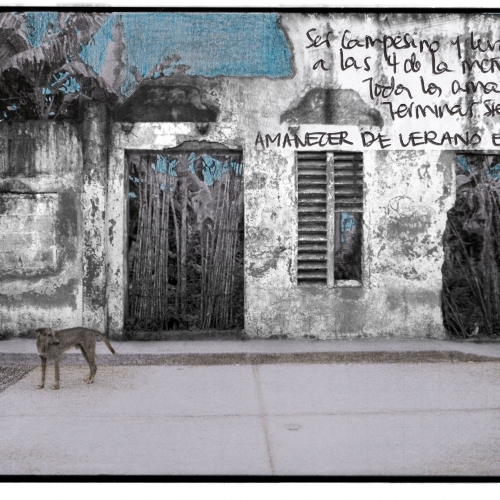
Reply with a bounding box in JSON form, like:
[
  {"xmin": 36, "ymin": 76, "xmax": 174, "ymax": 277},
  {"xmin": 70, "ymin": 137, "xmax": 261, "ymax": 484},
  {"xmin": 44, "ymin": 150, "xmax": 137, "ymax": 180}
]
[
  {"xmin": 152, "ymin": 155, "xmax": 167, "ymax": 174},
  {"xmin": 152, "ymin": 155, "xmax": 178, "ymax": 177},
  {"xmin": 24, "ymin": 11, "xmax": 59, "ymax": 48},
  {"xmin": 79, "ymin": 16, "xmax": 116, "ymax": 76},
  {"xmin": 189, "ymin": 154, "xmax": 242, "ymax": 186},
  {"xmin": 43, "ymin": 72, "xmax": 81, "ymax": 95},
  {"xmin": 487, "ymin": 163, "xmax": 500, "ymax": 179},
  {"xmin": 457, "ymin": 155, "xmax": 500, "ymax": 178},
  {"xmin": 51, "ymin": 72, "xmax": 69, "ymax": 86},
  {"xmin": 456, "ymin": 155, "xmax": 471, "ymax": 174},
  {"xmin": 202, "ymin": 156, "xmax": 228, "ymax": 186},
  {"xmin": 188, "ymin": 153, "xmax": 197, "ymax": 175},
  {"xmin": 79, "ymin": 12, "xmax": 292, "ymax": 96},
  {"xmin": 129, "ymin": 153, "xmax": 241, "ymax": 195},
  {"xmin": 341, "ymin": 212, "xmax": 356, "ymax": 243},
  {"xmin": 230, "ymin": 159, "xmax": 243, "ymax": 176},
  {"xmin": 61, "ymin": 77, "xmax": 80, "ymax": 94}
]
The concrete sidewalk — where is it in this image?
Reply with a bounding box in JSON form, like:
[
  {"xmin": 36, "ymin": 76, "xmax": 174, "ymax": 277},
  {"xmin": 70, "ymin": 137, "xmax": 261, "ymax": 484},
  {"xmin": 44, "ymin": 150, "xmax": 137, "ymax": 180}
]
[
  {"xmin": 1, "ymin": 338, "xmax": 500, "ymax": 475},
  {"xmin": 2, "ymin": 337, "xmax": 500, "ymax": 364}
]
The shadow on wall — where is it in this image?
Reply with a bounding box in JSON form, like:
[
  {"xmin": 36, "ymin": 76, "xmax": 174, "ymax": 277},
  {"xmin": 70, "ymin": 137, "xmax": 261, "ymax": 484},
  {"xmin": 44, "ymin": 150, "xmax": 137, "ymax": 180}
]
[
  {"xmin": 114, "ymin": 77, "xmax": 219, "ymax": 123},
  {"xmin": 280, "ymin": 88, "xmax": 383, "ymax": 127}
]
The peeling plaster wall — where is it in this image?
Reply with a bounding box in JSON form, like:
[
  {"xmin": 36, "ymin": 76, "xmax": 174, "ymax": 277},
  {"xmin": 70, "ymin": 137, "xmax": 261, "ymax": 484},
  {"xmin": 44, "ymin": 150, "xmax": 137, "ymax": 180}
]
[
  {"xmin": 105, "ymin": 13, "xmax": 463, "ymax": 339},
  {"xmin": 244, "ymin": 149, "xmax": 455, "ymax": 339},
  {"xmin": 0, "ymin": 121, "xmax": 83, "ymax": 337},
  {"xmin": 240, "ymin": 14, "xmax": 462, "ymax": 338},
  {"xmin": 5, "ymin": 12, "xmax": 500, "ymax": 339},
  {"xmin": 107, "ymin": 75, "xmax": 456, "ymax": 339}
]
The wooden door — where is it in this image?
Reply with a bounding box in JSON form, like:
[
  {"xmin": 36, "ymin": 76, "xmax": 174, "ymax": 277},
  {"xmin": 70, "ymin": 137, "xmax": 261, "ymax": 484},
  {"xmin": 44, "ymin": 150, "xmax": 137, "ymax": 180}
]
[{"xmin": 126, "ymin": 150, "xmax": 244, "ymax": 332}]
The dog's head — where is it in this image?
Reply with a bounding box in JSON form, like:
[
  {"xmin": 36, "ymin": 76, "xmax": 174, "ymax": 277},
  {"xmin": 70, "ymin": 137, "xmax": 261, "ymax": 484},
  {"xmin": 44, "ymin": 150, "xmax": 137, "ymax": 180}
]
[{"xmin": 35, "ymin": 328, "xmax": 60, "ymax": 345}]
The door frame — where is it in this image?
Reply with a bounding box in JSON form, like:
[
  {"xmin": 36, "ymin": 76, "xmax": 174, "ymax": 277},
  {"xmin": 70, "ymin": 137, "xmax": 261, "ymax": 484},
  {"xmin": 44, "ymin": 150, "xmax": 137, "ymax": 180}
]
[{"xmin": 105, "ymin": 122, "xmax": 244, "ymax": 338}]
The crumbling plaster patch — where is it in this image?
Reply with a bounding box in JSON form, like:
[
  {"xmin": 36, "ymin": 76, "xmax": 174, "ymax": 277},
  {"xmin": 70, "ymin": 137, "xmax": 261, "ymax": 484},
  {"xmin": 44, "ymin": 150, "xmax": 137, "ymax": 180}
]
[
  {"xmin": 368, "ymin": 150, "xmax": 453, "ymax": 286},
  {"xmin": 0, "ymin": 121, "xmax": 83, "ymax": 336}
]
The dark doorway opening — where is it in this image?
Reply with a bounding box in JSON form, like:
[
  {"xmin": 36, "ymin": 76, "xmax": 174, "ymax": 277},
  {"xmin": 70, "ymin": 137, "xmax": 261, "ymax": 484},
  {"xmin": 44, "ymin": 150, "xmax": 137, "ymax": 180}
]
[
  {"xmin": 126, "ymin": 149, "xmax": 244, "ymax": 334},
  {"xmin": 442, "ymin": 153, "xmax": 500, "ymax": 339}
]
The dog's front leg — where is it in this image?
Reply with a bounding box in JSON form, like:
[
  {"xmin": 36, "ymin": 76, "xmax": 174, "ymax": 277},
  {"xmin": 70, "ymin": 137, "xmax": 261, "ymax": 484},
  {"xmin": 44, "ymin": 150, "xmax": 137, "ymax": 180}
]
[
  {"xmin": 52, "ymin": 360, "xmax": 60, "ymax": 390},
  {"xmin": 38, "ymin": 356, "xmax": 46, "ymax": 389}
]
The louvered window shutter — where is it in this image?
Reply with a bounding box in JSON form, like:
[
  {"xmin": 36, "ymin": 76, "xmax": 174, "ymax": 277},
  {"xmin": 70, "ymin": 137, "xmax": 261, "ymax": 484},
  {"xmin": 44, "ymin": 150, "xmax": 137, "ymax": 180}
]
[
  {"xmin": 297, "ymin": 151, "xmax": 364, "ymax": 287},
  {"xmin": 297, "ymin": 152, "xmax": 328, "ymax": 285}
]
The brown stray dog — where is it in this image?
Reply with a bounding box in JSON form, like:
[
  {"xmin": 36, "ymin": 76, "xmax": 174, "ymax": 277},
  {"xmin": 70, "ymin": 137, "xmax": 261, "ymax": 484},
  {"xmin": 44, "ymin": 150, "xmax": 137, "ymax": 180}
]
[{"xmin": 36, "ymin": 327, "xmax": 116, "ymax": 390}]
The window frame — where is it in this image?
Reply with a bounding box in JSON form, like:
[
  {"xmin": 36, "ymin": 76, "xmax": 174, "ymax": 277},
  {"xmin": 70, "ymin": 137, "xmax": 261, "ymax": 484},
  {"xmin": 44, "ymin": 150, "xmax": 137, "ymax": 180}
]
[{"xmin": 296, "ymin": 150, "xmax": 364, "ymax": 289}]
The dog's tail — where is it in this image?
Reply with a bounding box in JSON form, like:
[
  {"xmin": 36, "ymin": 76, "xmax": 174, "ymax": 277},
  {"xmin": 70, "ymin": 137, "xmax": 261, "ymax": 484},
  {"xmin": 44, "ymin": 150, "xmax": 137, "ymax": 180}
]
[{"xmin": 94, "ymin": 331, "xmax": 116, "ymax": 355}]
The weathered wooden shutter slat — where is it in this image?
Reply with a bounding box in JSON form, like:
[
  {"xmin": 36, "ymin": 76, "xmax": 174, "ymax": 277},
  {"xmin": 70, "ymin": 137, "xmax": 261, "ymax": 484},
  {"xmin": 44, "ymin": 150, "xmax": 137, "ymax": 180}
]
[
  {"xmin": 333, "ymin": 171, "xmax": 363, "ymax": 177},
  {"xmin": 334, "ymin": 178, "xmax": 363, "ymax": 186},
  {"xmin": 298, "ymin": 252, "xmax": 327, "ymax": 260},
  {"xmin": 298, "ymin": 206, "xmax": 327, "ymax": 213},
  {"xmin": 334, "ymin": 187, "xmax": 363, "ymax": 195}
]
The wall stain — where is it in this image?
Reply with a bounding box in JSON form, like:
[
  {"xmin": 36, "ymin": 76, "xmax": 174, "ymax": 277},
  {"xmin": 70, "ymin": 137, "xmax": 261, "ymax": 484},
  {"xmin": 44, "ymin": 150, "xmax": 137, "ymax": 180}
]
[
  {"xmin": 281, "ymin": 88, "xmax": 383, "ymax": 127},
  {"xmin": 248, "ymin": 246, "xmax": 286, "ymax": 278},
  {"xmin": 108, "ymin": 218, "xmax": 116, "ymax": 245},
  {"xmin": 0, "ymin": 278, "xmax": 79, "ymax": 309},
  {"xmin": 114, "ymin": 81, "xmax": 220, "ymax": 123}
]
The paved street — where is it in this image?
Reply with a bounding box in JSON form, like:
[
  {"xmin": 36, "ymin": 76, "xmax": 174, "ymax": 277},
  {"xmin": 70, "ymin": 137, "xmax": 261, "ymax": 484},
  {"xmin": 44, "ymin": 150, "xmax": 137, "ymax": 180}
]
[{"xmin": 1, "ymin": 339, "xmax": 500, "ymax": 476}]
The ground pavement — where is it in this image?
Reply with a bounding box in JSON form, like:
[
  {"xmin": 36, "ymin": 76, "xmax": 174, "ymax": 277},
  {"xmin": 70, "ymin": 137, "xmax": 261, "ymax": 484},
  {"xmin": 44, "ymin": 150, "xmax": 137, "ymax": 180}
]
[{"xmin": 1, "ymin": 338, "xmax": 500, "ymax": 476}]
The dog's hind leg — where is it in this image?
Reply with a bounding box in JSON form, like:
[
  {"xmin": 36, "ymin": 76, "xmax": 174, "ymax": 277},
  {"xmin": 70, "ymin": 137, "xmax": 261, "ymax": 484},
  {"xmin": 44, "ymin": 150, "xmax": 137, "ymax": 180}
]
[
  {"xmin": 38, "ymin": 356, "xmax": 46, "ymax": 389},
  {"xmin": 79, "ymin": 346, "xmax": 94, "ymax": 384},
  {"xmin": 84, "ymin": 344, "xmax": 97, "ymax": 384},
  {"xmin": 88, "ymin": 363, "xmax": 97, "ymax": 384},
  {"xmin": 52, "ymin": 359, "xmax": 60, "ymax": 390}
]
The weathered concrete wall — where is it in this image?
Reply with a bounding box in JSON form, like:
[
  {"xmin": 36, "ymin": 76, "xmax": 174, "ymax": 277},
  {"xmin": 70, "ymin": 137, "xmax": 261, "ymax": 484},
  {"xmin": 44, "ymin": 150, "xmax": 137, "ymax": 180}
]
[
  {"xmin": 5, "ymin": 12, "xmax": 500, "ymax": 339},
  {"xmin": 239, "ymin": 13, "xmax": 500, "ymax": 339},
  {"xmin": 106, "ymin": 80, "xmax": 456, "ymax": 338},
  {"xmin": 104, "ymin": 13, "xmax": 469, "ymax": 338},
  {"xmin": 244, "ymin": 148, "xmax": 455, "ymax": 339},
  {"xmin": 0, "ymin": 121, "xmax": 83, "ymax": 337},
  {"xmin": 240, "ymin": 14, "xmax": 466, "ymax": 338}
]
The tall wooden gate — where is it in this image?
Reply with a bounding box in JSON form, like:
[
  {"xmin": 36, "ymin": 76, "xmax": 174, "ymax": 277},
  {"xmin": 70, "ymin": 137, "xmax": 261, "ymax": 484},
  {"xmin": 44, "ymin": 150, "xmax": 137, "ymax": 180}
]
[{"xmin": 126, "ymin": 150, "xmax": 244, "ymax": 331}]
